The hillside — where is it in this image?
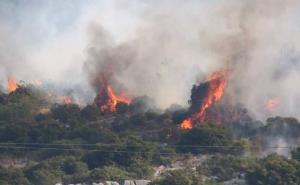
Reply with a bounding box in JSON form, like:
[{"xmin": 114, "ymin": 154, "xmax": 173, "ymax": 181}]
[{"xmin": 1, "ymin": 85, "xmax": 300, "ymax": 185}]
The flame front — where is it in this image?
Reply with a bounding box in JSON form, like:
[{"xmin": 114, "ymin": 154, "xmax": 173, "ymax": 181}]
[
  {"xmin": 180, "ymin": 69, "xmax": 228, "ymax": 129},
  {"xmin": 95, "ymin": 75, "xmax": 132, "ymax": 113},
  {"xmin": 104, "ymin": 85, "xmax": 132, "ymax": 112},
  {"xmin": 7, "ymin": 78, "xmax": 17, "ymax": 93}
]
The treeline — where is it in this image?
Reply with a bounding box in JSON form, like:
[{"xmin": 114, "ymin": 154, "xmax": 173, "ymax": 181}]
[{"xmin": 1, "ymin": 85, "xmax": 300, "ymax": 185}]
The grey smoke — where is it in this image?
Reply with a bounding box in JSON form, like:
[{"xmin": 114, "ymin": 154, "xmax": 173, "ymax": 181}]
[{"xmin": 1, "ymin": 0, "xmax": 300, "ymax": 121}]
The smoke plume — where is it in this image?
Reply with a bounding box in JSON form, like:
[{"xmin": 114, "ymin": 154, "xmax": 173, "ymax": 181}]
[{"xmin": 1, "ymin": 0, "xmax": 300, "ymax": 120}]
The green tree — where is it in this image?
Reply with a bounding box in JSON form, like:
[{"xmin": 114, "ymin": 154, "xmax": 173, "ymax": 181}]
[
  {"xmin": 80, "ymin": 105, "xmax": 99, "ymax": 121},
  {"xmin": 291, "ymin": 147, "xmax": 300, "ymax": 161},
  {"xmin": 29, "ymin": 169, "xmax": 61, "ymax": 185},
  {"xmin": 26, "ymin": 156, "xmax": 88, "ymax": 185},
  {"xmin": 116, "ymin": 102, "xmax": 129, "ymax": 114},
  {"xmin": 178, "ymin": 124, "xmax": 233, "ymax": 154},
  {"xmin": 0, "ymin": 84, "xmax": 49, "ymax": 122},
  {"xmin": 198, "ymin": 155, "xmax": 255, "ymax": 182},
  {"xmin": 62, "ymin": 157, "xmax": 88, "ymax": 175},
  {"xmin": 150, "ymin": 169, "xmax": 204, "ymax": 185},
  {"xmin": 246, "ymin": 154, "xmax": 300, "ymax": 185},
  {"xmin": 90, "ymin": 166, "xmax": 131, "ymax": 183},
  {"xmin": 51, "ymin": 104, "xmax": 81, "ymax": 124},
  {"xmin": 61, "ymin": 158, "xmax": 89, "ymax": 184},
  {"xmin": 0, "ymin": 167, "xmax": 30, "ymax": 185}
]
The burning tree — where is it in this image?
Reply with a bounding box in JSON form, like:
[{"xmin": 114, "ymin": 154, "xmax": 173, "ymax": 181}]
[
  {"xmin": 181, "ymin": 69, "xmax": 228, "ymax": 129},
  {"xmin": 7, "ymin": 78, "xmax": 18, "ymax": 93},
  {"xmin": 94, "ymin": 74, "xmax": 131, "ymax": 113}
]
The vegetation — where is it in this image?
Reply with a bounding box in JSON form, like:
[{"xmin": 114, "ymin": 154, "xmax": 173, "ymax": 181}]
[
  {"xmin": 291, "ymin": 147, "xmax": 300, "ymax": 161},
  {"xmin": 178, "ymin": 124, "xmax": 233, "ymax": 154},
  {"xmin": 246, "ymin": 154, "xmax": 300, "ymax": 185},
  {"xmin": 149, "ymin": 169, "xmax": 206, "ymax": 185},
  {"xmin": 198, "ymin": 155, "xmax": 255, "ymax": 182},
  {"xmin": 1, "ymin": 85, "xmax": 300, "ymax": 185}
]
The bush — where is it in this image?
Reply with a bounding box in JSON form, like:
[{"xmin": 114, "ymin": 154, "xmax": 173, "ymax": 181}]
[
  {"xmin": 291, "ymin": 147, "xmax": 300, "ymax": 161},
  {"xmin": 178, "ymin": 124, "xmax": 233, "ymax": 154},
  {"xmin": 116, "ymin": 102, "xmax": 129, "ymax": 114},
  {"xmin": 51, "ymin": 104, "xmax": 81, "ymax": 124},
  {"xmin": 0, "ymin": 167, "xmax": 30, "ymax": 185},
  {"xmin": 80, "ymin": 105, "xmax": 99, "ymax": 121},
  {"xmin": 246, "ymin": 154, "xmax": 300, "ymax": 185},
  {"xmin": 90, "ymin": 166, "xmax": 131, "ymax": 182},
  {"xmin": 26, "ymin": 156, "xmax": 88, "ymax": 185},
  {"xmin": 150, "ymin": 169, "xmax": 204, "ymax": 185},
  {"xmin": 198, "ymin": 155, "xmax": 255, "ymax": 182}
]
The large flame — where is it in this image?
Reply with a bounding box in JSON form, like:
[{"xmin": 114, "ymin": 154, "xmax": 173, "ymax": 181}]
[
  {"xmin": 104, "ymin": 85, "xmax": 131, "ymax": 112},
  {"xmin": 94, "ymin": 75, "xmax": 132, "ymax": 113},
  {"xmin": 181, "ymin": 117, "xmax": 193, "ymax": 129},
  {"xmin": 180, "ymin": 69, "xmax": 228, "ymax": 129},
  {"xmin": 7, "ymin": 78, "xmax": 18, "ymax": 93}
]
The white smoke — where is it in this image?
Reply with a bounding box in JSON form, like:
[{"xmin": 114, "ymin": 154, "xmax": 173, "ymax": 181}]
[{"xmin": 1, "ymin": 0, "xmax": 300, "ymax": 120}]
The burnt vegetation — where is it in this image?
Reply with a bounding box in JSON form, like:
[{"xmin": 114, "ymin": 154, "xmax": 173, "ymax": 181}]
[{"xmin": 0, "ymin": 85, "xmax": 300, "ymax": 185}]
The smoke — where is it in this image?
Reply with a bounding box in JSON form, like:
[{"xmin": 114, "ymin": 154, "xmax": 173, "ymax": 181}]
[
  {"xmin": 255, "ymin": 117, "xmax": 300, "ymax": 157},
  {"xmin": 0, "ymin": 0, "xmax": 141, "ymax": 100},
  {"xmin": 84, "ymin": 0, "xmax": 300, "ymax": 120},
  {"xmin": 1, "ymin": 0, "xmax": 300, "ymax": 120},
  {"xmin": 0, "ymin": 0, "xmax": 89, "ymax": 94},
  {"xmin": 215, "ymin": 0, "xmax": 300, "ymax": 120},
  {"xmin": 83, "ymin": 0, "xmax": 220, "ymax": 108}
]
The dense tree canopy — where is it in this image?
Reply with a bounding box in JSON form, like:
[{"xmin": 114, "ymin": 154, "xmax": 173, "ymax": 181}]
[
  {"xmin": 1, "ymin": 86, "xmax": 300, "ymax": 185},
  {"xmin": 246, "ymin": 154, "xmax": 300, "ymax": 185},
  {"xmin": 178, "ymin": 124, "xmax": 233, "ymax": 154}
]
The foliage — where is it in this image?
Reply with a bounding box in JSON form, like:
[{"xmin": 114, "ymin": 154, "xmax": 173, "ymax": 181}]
[
  {"xmin": 291, "ymin": 147, "xmax": 300, "ymax": 161},
  {"xmin": 51, "ymin": 104, "xmax": 81, "ymax": 124},
  {"xmin": 26, "ymin": 156, "xmax": 89, "ymax": 185},
  {"xmin": 178, "ymin": 124, "xmax": 233, "ymax": 154},
  {"xmin": 0, "ymin": 85, "xmax": 49, "ymax": 122},
  {"xmin": 3, "ymin": 85, "xmax": 300, "ymax": 184},
  {"xmin": 246, "ymin": 154, "xmax": 300, "ymax": 185},
  {"xmin": 80, "ymin": 105, "xmax": 100, "ymax": 121},
  {"xmin": 260, "ymin": 117, "xmax": 300, "ymax": 138},
  {"xmin": 116, "ymin": 102, "xmax": 129, "ymax": 114},
  {"xmin": 198, "ymin": 155, "xmax": 255, "ymax": 182},
  {"xmin": 150, "ymin": 169, "xmax": 206, "ymax": 185},
  {"xmin": 89, "ymin": 166, "xmax": 131, "ymax": 182},
  {"xmin": 82, "ymin": 135, "xmax": 170, "ymax": 175},
  {"xmin": 0, "ymin": 167, "xmax": 30, "ymax": 185}
]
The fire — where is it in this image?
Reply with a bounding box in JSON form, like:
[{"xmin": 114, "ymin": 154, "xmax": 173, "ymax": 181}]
[
  {"xmin": 180, "ymin": 69, "xmax": 228, "ymax": 129},
  {"xmin": 7, "ymin": 78, "xmax": 18, "ymax": 93},
  {"xmin": 102, "ymin": 85, "xmax": 131, "ymax": 112},
  {"xmin": 180, "ymin": 118, "xmax": 193, "ymax": 129},
  {"xmin": 94, "ymin": 75, "xmax": 132, "ymax": 113},
  {"xmin": 265, "ymin": 97, "xmax": 279, "ymax": 113},
  {"xmin": 62, "ymin": 96, "xmax": 73, "ymax": 104}
]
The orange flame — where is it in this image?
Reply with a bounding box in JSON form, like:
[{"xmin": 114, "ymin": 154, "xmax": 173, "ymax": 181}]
[
  {"xmin": 95, "ymin": 75, "xmax": 132, "ymax": 113},
  {"xmin": 100, "ymin": 85, "xmax": 132, "ymax": 113},
  {"xmin": 180, "ymin": 118, "xmax": 193, "ymax": 129},
  {"xmin": 7, "ymin": 78, "xmax": 18, "ymax": 93},
  {"xmin": 265, "ymin": 97, "xmax": 279, "ymax": 113},
  {"xmin": 180, "ymin": 69, "xmax": 228, "ymax": 129}
]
